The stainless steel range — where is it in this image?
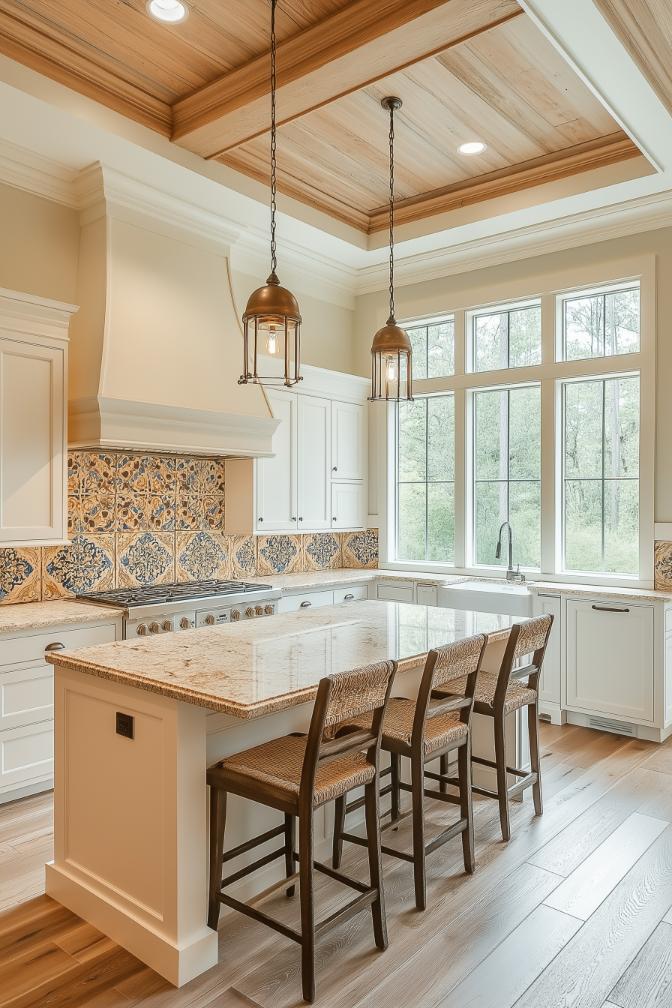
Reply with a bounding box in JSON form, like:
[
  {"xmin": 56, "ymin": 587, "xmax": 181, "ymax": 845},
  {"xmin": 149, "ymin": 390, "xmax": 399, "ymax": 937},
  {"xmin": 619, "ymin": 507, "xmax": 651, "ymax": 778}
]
[{"xmin": 76, "ymin": 580, "xmax": 281, "ymax": 639}]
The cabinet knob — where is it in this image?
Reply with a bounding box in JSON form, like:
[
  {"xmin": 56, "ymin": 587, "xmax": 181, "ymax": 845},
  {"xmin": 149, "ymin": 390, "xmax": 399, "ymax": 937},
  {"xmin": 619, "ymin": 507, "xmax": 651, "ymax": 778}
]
[
  {"xmin": 44, "ymin": 641, "xmax": 65, "ymax": 652},
  {"xmin": 333, "ymin": 466, "xmax": 338, "ymax": 471},
  {"xmin": 332, "ymin": 516, "xmax": 337, "ymax": 522},
  {"xmin": 298, "ymin": 516, "xmax": 303, "ymax": 522},
  {"xmin": 300, "ymin": 600, "xmax": 312, "ymax": 608},
  {"xmin": 258, "ymin": 517, "xmax": 264, "ymax": 522},
  {"xmin": 291, "ymin": 516, "xmax": 297, "ymax": 521}
]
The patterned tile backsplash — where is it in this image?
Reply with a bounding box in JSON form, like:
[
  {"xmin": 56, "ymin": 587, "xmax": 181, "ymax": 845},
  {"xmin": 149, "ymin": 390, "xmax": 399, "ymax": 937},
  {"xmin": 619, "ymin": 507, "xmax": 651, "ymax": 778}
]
[
  {"xmin": 0, "ymin": 451, "xmax": 378, "ymax": 604},
  {"xmin": 654, "ymin": 541, "xmax": 672, "ymax": 590}
]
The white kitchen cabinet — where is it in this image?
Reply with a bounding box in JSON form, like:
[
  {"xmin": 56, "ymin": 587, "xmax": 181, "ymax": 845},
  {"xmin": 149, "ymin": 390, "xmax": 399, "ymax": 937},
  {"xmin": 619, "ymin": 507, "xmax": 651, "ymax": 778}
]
[
  {"xmin": 333, "ymin": 585, "xmax": 369, "ymax": 603},
  {"xmin": 376, "ymin": 579, "xmax": 416, "ymax": 602},
  {"xmin": 566, "ymin": 599, "xmax": 654, "ymax": 723},
  {"xmin": 255, "ymin": 388, "xmax": 297, "ymax": 532},
  {"xmin": 0, "ymin": 618, "xmax": 120, "ymax": 802},
  {"xmin": 225, "ymin": 366, "xmax": 368, "ymax": 536},
  {"xmin": 278, "ymin": 590, "xmax": 336, "ymax": 613},
  {"xmin": 331, "ymin": 481, "xmax": 366, "ymax": 531},
  {"xmin": 332, "ymin": 400, "xmax": 366, "ymax": 481},
  {"xmin": 297, "ymin": 395, "xmax": 331, "ymax": 531},
  {"xmin": 416, "ymin": 583, "xmax": 439, "ymax": 607},
  {"xmin": 0, "ymin": 289, "xmax": 75, "ymax": 545},
  {"xmin": 534, "ymin": 593, "xmax": 562, "ymax": 716}
]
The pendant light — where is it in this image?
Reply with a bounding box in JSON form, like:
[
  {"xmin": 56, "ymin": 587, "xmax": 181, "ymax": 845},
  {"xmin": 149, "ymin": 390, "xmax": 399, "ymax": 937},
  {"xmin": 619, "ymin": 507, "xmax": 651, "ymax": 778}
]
[
  {"xmin": 369, "ymin": 97, "xmax": 413, "ymax": 402},
  {"xmin": 239, "ymin": 0, "xmax": 302, "ymax": 388}
]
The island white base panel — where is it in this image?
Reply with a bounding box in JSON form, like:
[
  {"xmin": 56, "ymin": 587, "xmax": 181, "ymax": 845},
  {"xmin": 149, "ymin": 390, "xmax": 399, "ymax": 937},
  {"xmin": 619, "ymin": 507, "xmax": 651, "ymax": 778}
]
[{"xmin": 48, "ymin": 639, "xmax": 521, "ymax": 987}]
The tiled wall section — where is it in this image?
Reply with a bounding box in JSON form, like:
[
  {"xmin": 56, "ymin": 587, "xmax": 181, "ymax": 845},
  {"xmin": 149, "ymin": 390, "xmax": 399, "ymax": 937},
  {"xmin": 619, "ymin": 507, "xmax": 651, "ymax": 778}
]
[
  {"xmin": 0, "ymin": 451, "xmax": 379, "ymax": 604},
  {"xmin": 654, "ymin": 541, "xmax": 672, "ymax": 590}
]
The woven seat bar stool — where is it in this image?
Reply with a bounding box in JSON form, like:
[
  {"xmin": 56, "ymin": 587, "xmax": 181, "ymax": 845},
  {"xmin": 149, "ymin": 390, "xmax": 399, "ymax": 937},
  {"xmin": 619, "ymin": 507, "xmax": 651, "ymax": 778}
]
[
  {"xmin": 437, "ymin": 614, "xmax": 553, "ymax": 843},
  {"xmin": 207, "ymin": 660, "xmax": 396, "ymax": 1004},
  {"xmin": 332, "ymin": 634, "xmax": 487, "ymax": 911}
]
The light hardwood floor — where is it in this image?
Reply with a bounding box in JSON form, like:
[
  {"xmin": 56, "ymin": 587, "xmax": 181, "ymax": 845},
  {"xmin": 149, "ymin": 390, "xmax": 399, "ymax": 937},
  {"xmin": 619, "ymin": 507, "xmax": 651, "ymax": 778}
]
[{"xmin": 2, "ymin": 723, "xmax": 672, "ymax": 1007}]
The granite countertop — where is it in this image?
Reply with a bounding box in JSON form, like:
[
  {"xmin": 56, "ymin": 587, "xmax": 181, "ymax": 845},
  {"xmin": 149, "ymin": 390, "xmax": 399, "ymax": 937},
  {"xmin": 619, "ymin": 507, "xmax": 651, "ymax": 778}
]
[
  {"xmin": 527, "ymin": 581, "xmax": 672, "ymax": 603},
  {"xmin": 45, "ymin": 600, "xmax": 515, "ymax": 718},
  {"xmin": 0, "ymin": 600, "xmax": 123, "ymax": 636},
  {"xmin": 249, "ymin": 569, "xmax": 468, "ymax": 591}
]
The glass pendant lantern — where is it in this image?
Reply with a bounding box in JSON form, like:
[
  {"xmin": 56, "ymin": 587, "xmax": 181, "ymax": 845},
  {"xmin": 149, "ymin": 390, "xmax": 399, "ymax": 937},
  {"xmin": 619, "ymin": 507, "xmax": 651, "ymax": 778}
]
[
  {"xmin": 239, "ymin": 0, "xmax": 302, "ymax": 388},
  {"xmin": 369, "ymin": 97, "xmax": 413, "ymax": 402}
]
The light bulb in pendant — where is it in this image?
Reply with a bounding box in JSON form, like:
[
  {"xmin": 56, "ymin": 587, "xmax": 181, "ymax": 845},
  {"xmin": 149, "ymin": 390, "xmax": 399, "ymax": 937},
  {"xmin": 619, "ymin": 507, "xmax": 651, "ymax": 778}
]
[
  {"xmin": 267, "ymin": 328, "xmax": 278, "ymax": 355},
  {"xmin": 386, "ymin": 358, "xmax": 397, "ymax": 382}
]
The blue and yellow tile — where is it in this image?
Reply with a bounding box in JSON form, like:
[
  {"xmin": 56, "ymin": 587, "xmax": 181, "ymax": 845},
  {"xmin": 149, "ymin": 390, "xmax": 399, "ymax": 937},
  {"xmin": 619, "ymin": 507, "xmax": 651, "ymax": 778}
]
[
  {"xmin": 257, "ymin": 535, "xmax": 303, "ymax": 576},
  {"xmin": 303, "ymin": 533, "xmax": 342, "ymax": 571},
  {"xmin": 176, "ymin": 531, "xmax": 230, "ymax": 582},
  {"xmin": 342, "ymin": 529, "xmax": 379, "ymax": 569},
  {"xmin": 117, "ymin": 531, "xmax": 175, "ymax": 587},
  {"xmin": 0, "ymin": 547, "xmax": 42, "ymax": 604},
  {"xmin": 42, "ymin": 535, "xmax": 115, "ymax": 599},
  {"xmin": 229, "ymin": 535, "xmax": 257, "ymax": 578}
]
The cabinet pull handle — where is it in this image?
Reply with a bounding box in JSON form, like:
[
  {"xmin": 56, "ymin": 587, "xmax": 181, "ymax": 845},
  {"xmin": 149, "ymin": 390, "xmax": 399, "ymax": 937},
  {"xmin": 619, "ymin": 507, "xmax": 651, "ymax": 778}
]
[
  {"xmin": 591, "ymin": 604, "xmax": 630, "ymax": 613},
  {"xmin": 332, "ymin": 516, "xmax": 337, "ymax": 522},
  {"xmin": 298, "ymin": 517, "xmax": 303, "ymax": 522},
  {"xmin": 291, "ymin": 516, "xmax": 297, "ymax": 521},
  {"xmin": 258, "ymin": 517, "xmax": 264, "ymax": 523},
  {"xmin": 344, "ymin": 593, "xmax": 355, "ymax": 600},
  {"xmin": 300, "ymin": 600, "xmax": 312, "ymax": 608},
  {"xmin": 45, "ymin": 642, "xmax": 65, "ymax": 652},
  {"xmin": 333, "ymin": 466, "xmax": 338, "ymax": 471}
]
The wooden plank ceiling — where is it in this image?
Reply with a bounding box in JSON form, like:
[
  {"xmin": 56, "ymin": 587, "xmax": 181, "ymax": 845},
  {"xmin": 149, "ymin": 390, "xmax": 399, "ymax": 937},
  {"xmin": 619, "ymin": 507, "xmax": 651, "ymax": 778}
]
[
  {"xmin": 0, "ymin": 0, "xmax": 647, "ymax": 233},
  {"xmin": 595, "ymin": 0, "xmax": 672, "ymax": 116}
]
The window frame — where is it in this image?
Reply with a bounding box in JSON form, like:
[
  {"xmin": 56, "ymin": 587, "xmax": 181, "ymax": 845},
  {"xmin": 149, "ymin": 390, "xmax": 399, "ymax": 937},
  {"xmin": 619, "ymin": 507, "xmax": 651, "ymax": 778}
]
[
  {"xmin": 404, "ymin": 312, "xmax": 456, "ymax": 380},
  {"xmin": 467, "ymin": 296, "xmax": 542, "ymax": 373},
  {"xmin": 382, "ymin": 255, "xmax": 655, "ymax": 588}
]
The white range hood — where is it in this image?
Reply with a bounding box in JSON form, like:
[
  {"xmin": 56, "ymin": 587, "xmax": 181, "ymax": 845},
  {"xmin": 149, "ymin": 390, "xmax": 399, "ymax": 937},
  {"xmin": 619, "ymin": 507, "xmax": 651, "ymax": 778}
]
[{"xmin": 68, "ymin": 164, "xmax": 278, "ymax": 457}]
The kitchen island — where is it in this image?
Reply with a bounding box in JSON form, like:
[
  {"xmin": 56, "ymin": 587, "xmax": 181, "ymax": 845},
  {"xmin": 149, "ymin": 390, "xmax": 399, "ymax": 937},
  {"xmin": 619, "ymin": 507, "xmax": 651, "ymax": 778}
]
[{"xmin": 45, "ymin": 600, "xmax": 520, "ymax": 986}]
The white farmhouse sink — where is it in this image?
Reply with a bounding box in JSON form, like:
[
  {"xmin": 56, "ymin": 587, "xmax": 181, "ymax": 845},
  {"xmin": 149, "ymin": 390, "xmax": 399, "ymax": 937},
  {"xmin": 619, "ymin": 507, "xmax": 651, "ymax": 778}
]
[{"xmin": 438, "ymin": 580, "xmax": 533, "ymax": 618}]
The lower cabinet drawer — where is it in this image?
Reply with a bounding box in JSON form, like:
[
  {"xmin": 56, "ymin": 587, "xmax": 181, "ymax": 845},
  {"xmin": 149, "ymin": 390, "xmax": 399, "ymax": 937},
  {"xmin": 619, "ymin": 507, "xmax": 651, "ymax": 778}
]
[
  {"xmin": 0, "ymin": 720, "xmax": 53, "ymax": 795},
  {"xmin": 0, "ymin": 622, "xmax": 117, "ymax": 668},
  {"xmin": 278, "ymin": 590, "xmax": 335, "ymax": 613},
  {"xmin": 376, "ymin": 581, "xmax": 415, "ymax": 602},
  {"xmin": 0, "ymin": 663, "xmax": 53, "ymax": 731},
  {"xmin": 334, "ymin": 585, "xmax": 368, "ymax": 604}
]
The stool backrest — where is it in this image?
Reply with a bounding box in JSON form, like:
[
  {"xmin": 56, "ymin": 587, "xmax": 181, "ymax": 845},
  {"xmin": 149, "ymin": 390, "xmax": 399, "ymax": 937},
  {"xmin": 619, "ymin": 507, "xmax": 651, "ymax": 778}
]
[
  {"xmin": 412, "ymin": 633, "xmax": 487, "ymax": 747},
  {"xmin": 494, "ymin": 614, "xmax": 554, "ymax": 710},
  {"xmin": 300, "ymin": 661, "xmax": 397, "ymax": 800}
]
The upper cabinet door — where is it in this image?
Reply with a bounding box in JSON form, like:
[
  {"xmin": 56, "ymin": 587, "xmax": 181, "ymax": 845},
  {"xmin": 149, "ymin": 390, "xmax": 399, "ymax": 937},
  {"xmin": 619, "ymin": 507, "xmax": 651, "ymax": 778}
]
[
  {"xmin": 256, "ymin": 389, "xmax": 298, "ymax": 532},
  {"xmin": 297, "ymin": 395, "xmax": 331, "ymax": 531},
  {"xmin": 332, "ymin": 401, "xmax": 366, "ymax": 481},
  {"xmin": 0, "ymin": 336, "xmax": 66, "ymax": 545}
]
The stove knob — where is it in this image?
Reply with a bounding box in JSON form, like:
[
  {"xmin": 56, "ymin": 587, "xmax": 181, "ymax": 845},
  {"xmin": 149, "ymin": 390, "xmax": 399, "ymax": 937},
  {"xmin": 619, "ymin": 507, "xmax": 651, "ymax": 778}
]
[
  {"xmin": 255, "ymin": 606, "xmax": 264, "ymax": 616},
  {"xmin": 231, "ymin": 609, "xmax": 241, "ymax": 621},
  {"xmin": 149, "ymin": 621, "xmax": 160, "ymax": 634},
  {"xmin": 204, "ymin": 614, "xmax": 215, "ymax": 626},
  {"xmin": 265, "ymin": 605, "xmax": 274, "ymax": 615},
  {"xmin": 137, "ymin": 624, "xmax": 148, "ymax": 636},
  {"xmin": 162, "ymin": 620, "xmax": 172, "ymax": 632},
  {"xmin": 245, "ymin": 607, "xmax": 255, "ymax": 618},
  {"xmin": 179, "ymin": 617, "xmax": 191, "ymax": 630}
]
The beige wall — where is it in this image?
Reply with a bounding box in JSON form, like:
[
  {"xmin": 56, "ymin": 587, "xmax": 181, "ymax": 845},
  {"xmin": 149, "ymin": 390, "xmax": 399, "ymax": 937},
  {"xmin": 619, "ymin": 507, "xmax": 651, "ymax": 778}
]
[
  {"xmin": 0, "ymin": 183, "xmax": 79, "ymax": 302},
  {"xmin": 354, "ymin": 226, "xmax": 672, "ymax": 522},
  {"xmin": 230, "ymin": 268, "xmax": 356, "ymax": 374}
]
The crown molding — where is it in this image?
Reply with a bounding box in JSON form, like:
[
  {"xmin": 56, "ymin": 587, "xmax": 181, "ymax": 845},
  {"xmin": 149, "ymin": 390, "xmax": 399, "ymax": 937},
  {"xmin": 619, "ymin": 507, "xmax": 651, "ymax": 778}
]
[
  {"xmin": 356, "ymin": 189, "xmax": 672, "ymax": 294},
  {"xmin": 0, "ymin": 136, "xmax": 78, "ymax": 207}
]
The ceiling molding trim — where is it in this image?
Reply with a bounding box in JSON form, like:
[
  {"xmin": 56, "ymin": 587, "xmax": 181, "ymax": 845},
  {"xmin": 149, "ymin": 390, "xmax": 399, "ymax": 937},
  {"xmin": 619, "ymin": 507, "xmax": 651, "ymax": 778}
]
[
  {"xmin": 356, "ymin": 189, "xmax": 672, "ymax": 293},
  {"xmin": 0, "ymin": 136, "xmax": 78, "ymax": 207}
]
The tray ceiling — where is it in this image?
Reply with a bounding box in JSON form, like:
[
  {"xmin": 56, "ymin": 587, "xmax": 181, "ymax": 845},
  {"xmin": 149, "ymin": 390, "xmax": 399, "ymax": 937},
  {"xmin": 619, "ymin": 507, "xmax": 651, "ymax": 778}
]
[{"xmin": 0, "ymin": 0, "xmax": 650, "ymax": 234}]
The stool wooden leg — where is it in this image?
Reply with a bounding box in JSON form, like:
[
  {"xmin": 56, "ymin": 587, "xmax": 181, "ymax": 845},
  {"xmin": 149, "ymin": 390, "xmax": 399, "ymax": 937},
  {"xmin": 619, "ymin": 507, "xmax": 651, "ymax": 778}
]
[
  {"xmin": 529, "ymin": 701, "xmax": 543, "ymax": 817},
  {"xmin": 458, "ymin": 739, "xmax": 475, "ymax": 874},
  {"xmin": 364, "ymin": 779, "xmax": 388, "ymax": 950},
  {"xmin": 285, "ymin": 813, "xmax": 296, "ymax": 897},
  {"xmin": 390, "ymin": 753, "xmax": 401, "ymax": 823},
  {"xmin": 439, "ymin": 754, "xmax": 449, "ymax": 794},
  {"xmin": 208, "ymin": 786, "xmax": 227, "ymax": 930},
  {"xmin": 494, "ymin": 715, "xmax": 511, "ymax": 842},
  {"xmin": 411, "ymin": 754, "xmax": 426, "ymax": 911},
  {"xmin": 332, "ymin": 796, "xmax": 345, "ymax": 869},
  {"xmin": 299, "ymin": 811, "xmax": 316, "ymax": 1003}
]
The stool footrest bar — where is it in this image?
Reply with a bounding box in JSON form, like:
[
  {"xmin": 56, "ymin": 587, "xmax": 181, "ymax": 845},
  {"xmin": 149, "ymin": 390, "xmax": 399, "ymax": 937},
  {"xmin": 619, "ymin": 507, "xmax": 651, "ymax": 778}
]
[{"xmin": 221, "ymin": 847, "xmax": 286, "ymax": 889}]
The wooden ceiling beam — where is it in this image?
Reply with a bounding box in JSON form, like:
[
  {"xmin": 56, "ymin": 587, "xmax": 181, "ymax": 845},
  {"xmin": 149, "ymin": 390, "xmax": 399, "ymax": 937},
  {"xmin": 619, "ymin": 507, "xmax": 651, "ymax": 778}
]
[
  {"xmin": 367, "ymin": 133, "xmax": 643, "ymax": 232},
  {"xmin": 171, "ymin": 0, "xmax": 522, "ymax": 157}
]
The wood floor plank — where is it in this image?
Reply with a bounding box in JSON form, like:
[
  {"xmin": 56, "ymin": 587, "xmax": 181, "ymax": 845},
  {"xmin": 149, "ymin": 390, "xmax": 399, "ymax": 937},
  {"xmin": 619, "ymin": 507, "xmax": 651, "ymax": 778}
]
[
  {"xmin": 544, "ymin": 813, "xmax": 668, "ymax": 920},
  {"xmin": 514, "ymin": 825, "xmax": 672, "ymax": 1008},
  {"xmin": 608, "ymin": 921, "xmax": 672, "ymax": 1007},
  {"xmin": 641, "ymin": 740, "xmax": 672, "ymax": 775},
  {"xmin": 439, "ymin": 903, "xmax": 581, "ymax": 1008}
]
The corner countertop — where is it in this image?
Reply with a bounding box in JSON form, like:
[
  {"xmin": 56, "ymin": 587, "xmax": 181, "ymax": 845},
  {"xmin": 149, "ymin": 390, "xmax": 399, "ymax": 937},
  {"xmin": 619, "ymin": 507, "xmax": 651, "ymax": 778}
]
[
  {"xmin": 45, "ymin": 600, "xmax": 515, "ymax": 718},
  {"xmin": 248, "ymin": 569, "xmax": 468, "ymax": 592},
  {"xmin": 0, "ymin": 600, "xmax": 123, "ymax": 636},
  {"xmin": 527, "ymin": 581, "xmax": 672, "ymax": 604}
]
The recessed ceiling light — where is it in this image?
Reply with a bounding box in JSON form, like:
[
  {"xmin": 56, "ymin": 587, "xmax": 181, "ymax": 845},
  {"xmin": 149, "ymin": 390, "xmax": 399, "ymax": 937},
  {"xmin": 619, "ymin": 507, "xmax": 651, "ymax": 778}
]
[
  {"xmin": 146, "ymin": 0, "xmax": 189, "ymax": 23},
  {"xmin": 458, "ymin": 141, "xmax": 487, "ymax": 155}
]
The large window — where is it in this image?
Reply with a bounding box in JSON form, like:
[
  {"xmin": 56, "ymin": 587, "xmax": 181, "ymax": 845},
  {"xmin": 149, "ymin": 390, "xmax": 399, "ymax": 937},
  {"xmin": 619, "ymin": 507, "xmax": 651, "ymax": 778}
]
[
  {"xmin": 397, "ymin": 395, "xmax": 455, "ymax": 563},
  {"xmin": 473, "ymin": 385, "xmax": 541, "ymax": 568},
  {"xmin": 563, "ymin": 375, "xmax": 640, "ymax": 574},
  {"xmin": 392, "ymin": 273, "xmax": 650, "ymax": 583}
]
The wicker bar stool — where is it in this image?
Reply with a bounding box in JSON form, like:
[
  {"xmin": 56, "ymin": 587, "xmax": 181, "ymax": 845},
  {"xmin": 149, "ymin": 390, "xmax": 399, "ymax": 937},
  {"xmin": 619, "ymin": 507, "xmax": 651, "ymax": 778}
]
[
  {"xmin": 332, "ymin": 634, "xmax": 487, "ymax": 911},
  {"xmin": 207, "ymin": 660, "xmax": 396, "ymax": 1004},
  {"xmin": 438, "ymin": 614, "xmax": 553, "ymax": 842}
]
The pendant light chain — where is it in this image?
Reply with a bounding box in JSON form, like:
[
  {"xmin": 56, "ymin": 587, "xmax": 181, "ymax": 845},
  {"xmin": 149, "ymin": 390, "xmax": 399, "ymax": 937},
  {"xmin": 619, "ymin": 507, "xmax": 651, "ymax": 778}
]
[
  {"xmin": 270, "ymin": 0, "xmax": 278, "ymax": 276},
  {"xmin": 388, "ymin": 101, "xmax": 395, "ymax": 324}
]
